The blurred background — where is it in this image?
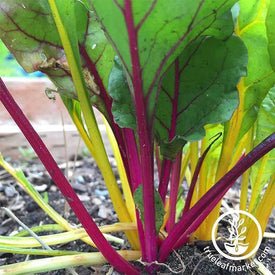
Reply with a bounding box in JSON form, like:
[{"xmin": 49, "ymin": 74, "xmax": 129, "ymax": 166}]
[{"xmin": 0, "ymin": 40, "xmax": 90, "ymax": 162}]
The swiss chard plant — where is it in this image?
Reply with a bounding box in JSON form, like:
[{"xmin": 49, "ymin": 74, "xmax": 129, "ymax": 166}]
[{"xmin": 0, "ymin": 0, "xmax": 274, "ymax": 274}]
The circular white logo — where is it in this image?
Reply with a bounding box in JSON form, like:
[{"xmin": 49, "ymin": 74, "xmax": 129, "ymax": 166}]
[{"xmin": 212, "ymin": 210, "xmax": 262, "ymax": 260}]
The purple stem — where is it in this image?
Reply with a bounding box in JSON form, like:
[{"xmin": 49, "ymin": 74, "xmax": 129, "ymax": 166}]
[
  {"xmin": 158, "ymin": 58, "xmax": 180, "ymax": 202},
  {"xmin": 167, "ymin": 152, "xmax": 182, "ymax": 232},
  {"xmin": 158, "ymin": 132, "xmax": 275, "ymax": 262},
  {"xmin": 136, "ymin": 209, "xmax": 146, "ymax": 257},
  {"xmin": 124, "ymin": 0, "xmax": 157, "ymax": 263},
  {"xmin": 158, "ymin": 159, "xmax": 172, "ymax": 202},
  {"xmin": 0, "ymin": 78, "xmax": 139, "ymax": 275},
  {"xmin": 182, "ymin": 133, "xmax": 222, "ymax": 216},
  {"xmin": 121, "ymin": 129, "xmax": 146, "ymax": 255},
  {"xmin": 121, "ymin": 128, "xmax": 142, "ymax": 192}
]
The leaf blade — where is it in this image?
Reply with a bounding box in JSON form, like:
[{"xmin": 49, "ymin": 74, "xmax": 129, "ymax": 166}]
[{"xmin": 155, "ymin": 36, "xmax": 247, "ymax": 158}]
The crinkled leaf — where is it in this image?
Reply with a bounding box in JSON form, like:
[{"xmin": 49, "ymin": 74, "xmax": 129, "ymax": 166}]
[
  {"xmin": 0, "ymin": 0, "xmax": 115, "ymax": 117},
  {"xmin": 108, "ymin": 56, "xmax": 136, "ymax": 129},
  {"xmin": 251, "ymin": 86, "xmax": 275, "ymax": 191},
  {"xmin": 90, "ymin": 0, "xmax": 239, "ymax": 118},
  {"xmin": 236, "ymin": 0, "xmax": 275, "ymax": 141},
  {"xmin": 155, "ymin": 36, "xmax": 247, "ymax": 158},
  {"xmin": 133, "ymin": 185, "xmax": 165, "ymax": 234}
]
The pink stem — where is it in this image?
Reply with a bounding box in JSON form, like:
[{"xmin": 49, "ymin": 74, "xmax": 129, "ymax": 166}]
[
  {"xmin": 0, "ymin": 78, "xmax": 139, "ymax": 275},
  {"xmin": 158, "ymin": 159, "xmax": 172, "ymax": 202},
  {"xmin": 121, "ymin": 129, "xmax": 146, "ymax": 255},
  {"xmin": 124, "ymin": 0, "xmax": 157, "ymax": 264},
  {"xmin": 167, "ymin": 152, "xmax": 182, "ymax": 232},
  {"xmin": 182, "ymin": 133, "xmax": 222, "ymax": 216},
  {"xmin": 121, "ymin": 128, "xmax": 142, "ymax": 192},
  {"xmin": 158, "ymin": 58, "xmax": 180, "ymax": 202}
]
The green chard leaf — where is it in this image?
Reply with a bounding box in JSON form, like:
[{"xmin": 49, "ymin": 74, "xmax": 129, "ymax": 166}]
[
  {"xmin": 108, "ymin": 56, "xmax": 136, "ymax": 129},
  {"xmin": 0, "ymin": 0, "xmax": 115, "ymax": 118},
  {"xmin": 236, "ymin": 0, "xmax": 275, "ymax": 140},
  {"xmin": 90, "ymin": 0, "xmax": 239, "ymax": 119},
  {"xmin": 155, "ymin": 36, "xmax": 247, "ymax": 158},
  {"xmin": 203, "ymin": 9, "xmax": 235, "ymax": 39},
  {"xmin": 133, "ymin": 185, "xmax": 166, "ymax": 234}
]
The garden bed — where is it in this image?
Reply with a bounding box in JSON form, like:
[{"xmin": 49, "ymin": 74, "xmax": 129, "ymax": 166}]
[{"xmin": 0, "ymin": 156, "xmax": 274, "ymax": 274}]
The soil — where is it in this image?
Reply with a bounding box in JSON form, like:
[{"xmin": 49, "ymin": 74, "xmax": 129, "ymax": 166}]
[{"xmin": 0, "ymin": 155, "xmax": 274, "ymax": 274}]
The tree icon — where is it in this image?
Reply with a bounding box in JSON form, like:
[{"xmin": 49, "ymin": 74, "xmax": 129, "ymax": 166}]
[{"xmin": 224, "ymin": 214, "xmax": 249, "ymax": 255}]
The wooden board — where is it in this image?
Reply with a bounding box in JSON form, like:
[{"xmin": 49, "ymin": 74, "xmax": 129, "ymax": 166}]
[{"xmin": 0, "ymin": 78, "xmax": 110, "ymax": 162}]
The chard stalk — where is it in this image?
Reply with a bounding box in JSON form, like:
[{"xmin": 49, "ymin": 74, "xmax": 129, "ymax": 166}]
[
  {"xmin": 158, "ymin": 159, "xmax": 172, "ymax": 202},
  {"xmin": 239, "ymin": 128, "xmax": 254, "ymax": 211},
  {"xmin": 103, "ymin": 118, "xmax": 137, "ymax": 223},
  {"xmin": 0, "ymin": 78, "xmax": 139, "ymax": 275},
  {"xmin": 121, "ymin": 128, "xmax": 142, "ymax": 192},
  {"xmin": 0, "ymin": 251, "xmax": 141, "ymax": 275},
  {"xmin": 167, "ymin": 153, "xmax": 182, "ymax": 232},
  {"xmin": 124, "ymin": 0, "xmax": 157, "ymax": 264},
  {"xmin": 159, "ymin": 58, "xmax": 181, "ymax": 202}
]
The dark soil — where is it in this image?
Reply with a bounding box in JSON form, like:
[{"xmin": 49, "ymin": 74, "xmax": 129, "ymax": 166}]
[{"xmin": 0, "ymin": 156, "xmax": 274, "ymax": 274}]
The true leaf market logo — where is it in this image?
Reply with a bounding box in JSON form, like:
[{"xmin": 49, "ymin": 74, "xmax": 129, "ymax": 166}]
[
  {"xmin": 211, "ymin": 210, "xmax": 262, "ymax": 260},
  {"xmin": 202, "ymin": 209, "xmax": 272, "ymax": 272}
]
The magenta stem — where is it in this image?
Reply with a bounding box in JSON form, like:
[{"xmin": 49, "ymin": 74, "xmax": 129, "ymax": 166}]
[
  {"xmin": 0, "ymin": 78, "xmax": 139, "ymax": 275},
  {"xmin": 167, "ymin": 152, "xmax": 182, "ymax": 232},
  {"xmin": 121, "ymin": 128, "xmax": 142, "ymax": 192},
  {"xmin": 182, "ymin": 133, "xmax": 222, "ymax": 216},
  {"xmin": 136, "ymin": 209, "xmax": 146, "ymax": 257},
  {"xmin": 124, "ymin": 0, "xmax": 157, "ymax": 264},
  {"xmin": 158, "ymin": 58, "xmax": 180, "ymax": 202},
  {"xmin": 158, "ymin": 159, "xmax": 172, "ymax": 202},
  {"xmin": 122, "ymin": 128, "xmax": 146, "ymax": 255}
]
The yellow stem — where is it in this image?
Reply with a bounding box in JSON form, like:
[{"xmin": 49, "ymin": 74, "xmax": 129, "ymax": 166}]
[
  {"xmin": 179, "ymin": 148, "xmax": 191, "ymax": 185},
  {"xmin": 196, "ymin": 138, "xmax": 207, "ymax": 239},
  {"xmin": 208, "ymin": 78, "xmax": 247, "ymax": 234},
  {"xmin": 190, "ymin": 142, "xmax": 199, "ymax": 208},
  {"xmin": 190, "ymin": 142, "xmax": 199, "ymax": 176},
  {"xmin": 216, "ymin": 78, "xmax": 246, "ymax": 181},
  {"xmin": 48, "ymin": 0, "xmax": 137, "ymax": 248},
  {"xmin": 0, "ymin": 155, "xmax": 69, "ymax": 229},
  {"xmin": 0, "ymin": 250, "xmax": 141, "ymax": 275},
  {"xmin": 248, "ymin": 154, "xmax": 269, "ymax": 213},
  {"xmin": 103, "ymin": 117, "xmax": 136, "ymax": 223},
  {"xmin": 240, "ymin": 128, "xmax": 254, "ymax": 211},
  {"xmin": 185, "ymin": 166, "xmax": 192, "ymax": 186},
  {"xmin": 245, "ymin": 176, "xmax": 275, "ymax": 255},
  {"xmin": 0, "ymin": 222, "xmax": 139, "ymax": 249}
]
